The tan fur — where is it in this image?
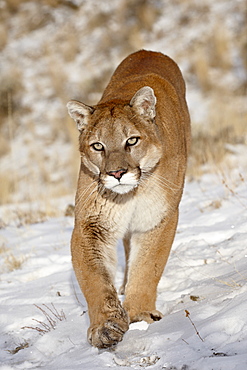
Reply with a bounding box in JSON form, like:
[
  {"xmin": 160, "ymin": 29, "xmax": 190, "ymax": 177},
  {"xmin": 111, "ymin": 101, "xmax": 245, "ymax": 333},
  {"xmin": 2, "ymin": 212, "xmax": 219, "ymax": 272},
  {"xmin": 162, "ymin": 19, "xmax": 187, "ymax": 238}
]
[{"xmin": 67, "ymin": 50, "xmax": 190, "ymax": 348}]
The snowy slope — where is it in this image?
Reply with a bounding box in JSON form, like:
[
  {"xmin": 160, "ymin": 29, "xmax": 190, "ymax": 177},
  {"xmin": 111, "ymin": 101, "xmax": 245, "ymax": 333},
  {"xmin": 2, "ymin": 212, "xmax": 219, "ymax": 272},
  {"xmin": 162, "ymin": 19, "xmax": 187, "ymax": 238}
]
[{"xmin": 1, "ymin": 175, "xmax": 247, "ymax": 370}]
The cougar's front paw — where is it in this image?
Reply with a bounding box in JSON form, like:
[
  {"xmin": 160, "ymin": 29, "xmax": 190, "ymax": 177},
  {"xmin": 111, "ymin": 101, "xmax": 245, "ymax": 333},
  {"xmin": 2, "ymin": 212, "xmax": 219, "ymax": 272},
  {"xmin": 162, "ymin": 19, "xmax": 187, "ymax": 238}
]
[
  {"xmin": 129, "ymin": 309, "xmax": 164, "ymax": 324},
  {"xmin": 88, "ymin": 312, "xmax": 129, "ymax": 348}
]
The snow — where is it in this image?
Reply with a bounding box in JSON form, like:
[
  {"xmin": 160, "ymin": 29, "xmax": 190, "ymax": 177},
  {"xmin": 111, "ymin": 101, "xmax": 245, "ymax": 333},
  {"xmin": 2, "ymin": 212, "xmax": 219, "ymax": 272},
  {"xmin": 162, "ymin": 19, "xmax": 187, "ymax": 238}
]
[{"xmin": 1, "ymin": 175, "xmax": 247, "ymax": 369}]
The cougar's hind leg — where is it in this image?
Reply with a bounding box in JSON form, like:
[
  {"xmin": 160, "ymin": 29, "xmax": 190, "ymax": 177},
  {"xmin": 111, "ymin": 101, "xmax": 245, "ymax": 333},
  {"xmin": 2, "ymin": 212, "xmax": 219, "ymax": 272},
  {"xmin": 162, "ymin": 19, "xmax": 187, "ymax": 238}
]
[{"xmin": 119, "ymin": 234, "xmax": 131, "ymax": 295}]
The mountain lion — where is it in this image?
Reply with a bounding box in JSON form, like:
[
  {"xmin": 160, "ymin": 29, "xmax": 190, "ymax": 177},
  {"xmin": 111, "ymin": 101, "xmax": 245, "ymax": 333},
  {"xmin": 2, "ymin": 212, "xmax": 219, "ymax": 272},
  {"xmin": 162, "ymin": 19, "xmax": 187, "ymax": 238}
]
[{"xmin": 67, "ymin": 50, "xmax": 190, "ymax": 348}]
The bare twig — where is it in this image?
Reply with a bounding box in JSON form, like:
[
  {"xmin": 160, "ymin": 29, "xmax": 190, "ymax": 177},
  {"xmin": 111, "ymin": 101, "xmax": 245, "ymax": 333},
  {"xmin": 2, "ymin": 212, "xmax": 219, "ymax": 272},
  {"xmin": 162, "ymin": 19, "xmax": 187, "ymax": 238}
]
[
  {"xmin": 185, "ymin": 310, "xmax": 204, "ymax": 342},
  {"xmin": 22, "ymin": 303, "xmax": 66, "ymax": 335},
  {"xmin": 7, "ymin": 340, "xmax": 29, "ymax": 354}
]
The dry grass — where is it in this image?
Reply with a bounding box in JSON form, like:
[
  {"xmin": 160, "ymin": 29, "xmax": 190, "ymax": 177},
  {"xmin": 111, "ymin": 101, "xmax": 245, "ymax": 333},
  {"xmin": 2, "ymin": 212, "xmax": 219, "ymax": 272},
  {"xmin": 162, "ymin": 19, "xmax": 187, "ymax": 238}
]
[
  {"xmin": 0, "ymin": 24, "xmax": 8, "ymax": 50},
  {"xmin": 0, "ymin": 202, "xmax": 71, "ymax": 228},
  {"xmin": 4, "ymin": 253, "xmax": 26, "ymax": 272},
  {"xmin": 3, "ymin": 0, "xmax": 28, "ymax": 13},
  {"xmin": 50, "ymin": 25, "xmax": 79, "ymax": 63},
  {"xmin": 11, "ymin": 209, "xmax": 49, "ymax": 227},
  {"xmin": 22, "ymin": 303, "xmax": 66, "ymax": 335},
  {"xmin": 0, "ymin": 173, "xmax": 16, "ymax": 205},
  {"xmin": 187, "ymin": 95, "xmax": 247, "ymax": 179},
  {"xmin": 0, "ymin": 242, "xmax": 8, "ymax": 254},
  {"xmin": 192, "ymin": 47, "xmax": 212, "ymax": 93},
  {"xmin": 7, "ymin": 340, "xmax": 29, "ymax": 355},
  {"xmin": 0, "ymin": 67, "xmax": 23, "ymax": 126}
]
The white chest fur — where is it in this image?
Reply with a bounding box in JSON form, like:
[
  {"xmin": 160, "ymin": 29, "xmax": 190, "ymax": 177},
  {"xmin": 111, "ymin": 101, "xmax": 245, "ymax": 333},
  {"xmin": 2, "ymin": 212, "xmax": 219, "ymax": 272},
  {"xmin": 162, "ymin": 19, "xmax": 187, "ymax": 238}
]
[
  {"xmin": 129, "ymin": 188, "xmax": 167, "ymax": 233},
  {"xmin": 105, "ymin": 183, "xmax": 168, "ymax": 238}
]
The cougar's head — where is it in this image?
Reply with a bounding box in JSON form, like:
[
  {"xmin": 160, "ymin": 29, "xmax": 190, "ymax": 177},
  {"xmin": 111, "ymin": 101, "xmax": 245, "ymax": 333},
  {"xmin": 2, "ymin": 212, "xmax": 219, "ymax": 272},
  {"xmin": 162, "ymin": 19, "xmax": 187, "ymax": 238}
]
[{"xmin": 67, "ymin": 87, "xmax": 162, "ymax": 195}]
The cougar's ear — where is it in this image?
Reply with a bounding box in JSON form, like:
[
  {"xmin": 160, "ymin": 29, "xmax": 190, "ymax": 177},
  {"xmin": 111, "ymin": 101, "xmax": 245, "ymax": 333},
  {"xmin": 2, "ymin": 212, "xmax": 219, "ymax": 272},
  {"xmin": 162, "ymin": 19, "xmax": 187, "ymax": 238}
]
[
  {"xmin": 67, "ymin": 100, "xmax": 94, "ymax": 131},
  {"xmin": 130, "ymin": 86, "xmax": 156, "ymax": 120}
]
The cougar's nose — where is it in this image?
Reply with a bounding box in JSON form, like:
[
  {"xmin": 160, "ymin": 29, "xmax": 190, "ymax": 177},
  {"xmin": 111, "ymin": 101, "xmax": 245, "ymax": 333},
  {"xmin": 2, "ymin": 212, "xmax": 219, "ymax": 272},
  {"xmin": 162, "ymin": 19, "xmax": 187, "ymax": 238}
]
[{"xmin": 107, "ymin": 169, "xmax": 127, "ymax": 180}]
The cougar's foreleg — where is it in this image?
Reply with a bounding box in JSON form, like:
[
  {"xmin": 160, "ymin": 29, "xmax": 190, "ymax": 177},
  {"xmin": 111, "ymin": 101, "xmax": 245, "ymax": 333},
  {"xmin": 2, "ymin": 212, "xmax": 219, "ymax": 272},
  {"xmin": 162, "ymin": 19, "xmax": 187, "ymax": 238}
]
[
  {"xmin": 123, "ymin": 210, "xmax": 178, "ymax": 323},
  {"xmin": 71, "ymin": 221, "xmax": 129, "ymax": 348}
]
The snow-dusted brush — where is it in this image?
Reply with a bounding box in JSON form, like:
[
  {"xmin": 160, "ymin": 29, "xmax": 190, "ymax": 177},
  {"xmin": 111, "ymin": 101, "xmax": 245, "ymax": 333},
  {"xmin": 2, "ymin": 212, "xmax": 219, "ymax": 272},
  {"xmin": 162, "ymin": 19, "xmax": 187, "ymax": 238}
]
[
  {"xmin": 22, "ymin": 303, "xmax": 66, "ymax": 336},
  {"xmin": 67, "ymin": 50, "xmax": 191, "ymax": 348}
]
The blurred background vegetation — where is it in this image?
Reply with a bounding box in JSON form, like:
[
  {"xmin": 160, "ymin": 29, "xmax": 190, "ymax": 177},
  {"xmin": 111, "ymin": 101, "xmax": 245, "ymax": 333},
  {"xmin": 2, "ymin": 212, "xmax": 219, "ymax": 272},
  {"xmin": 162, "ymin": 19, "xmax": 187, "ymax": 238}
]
[{"xmin": 0, "ymin": 0, "xmax": 246, "ymax": 224}]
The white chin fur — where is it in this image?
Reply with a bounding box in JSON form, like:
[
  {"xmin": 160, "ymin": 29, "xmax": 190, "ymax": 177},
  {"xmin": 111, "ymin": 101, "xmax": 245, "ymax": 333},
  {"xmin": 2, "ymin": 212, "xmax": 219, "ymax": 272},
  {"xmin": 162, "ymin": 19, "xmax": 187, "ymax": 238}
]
[
  {"xmin": 110, "ymin": 184, "xmax": 137, "ymax": 194},
  {"xmin": 103, "ymin": 173, "xmax": 138, "ymax": 194}
]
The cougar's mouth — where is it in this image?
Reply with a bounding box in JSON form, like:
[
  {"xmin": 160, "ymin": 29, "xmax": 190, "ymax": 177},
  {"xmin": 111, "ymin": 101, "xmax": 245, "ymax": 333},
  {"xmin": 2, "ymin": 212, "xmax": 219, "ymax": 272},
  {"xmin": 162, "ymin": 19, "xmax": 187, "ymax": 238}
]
[{"xmin": 102, "ymin": 172, "xmax": 139, "ymax": 194}]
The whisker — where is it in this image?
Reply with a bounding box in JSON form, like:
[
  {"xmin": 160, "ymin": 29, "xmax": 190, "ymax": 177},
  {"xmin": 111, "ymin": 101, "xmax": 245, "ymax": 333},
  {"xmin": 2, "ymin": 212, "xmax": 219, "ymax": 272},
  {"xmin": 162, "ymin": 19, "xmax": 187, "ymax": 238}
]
[
  {"xmin": 75, "ymin": 180, "xmax": 99, "ymax": 216},
  {"xmin": 141, "ymin": 171, "xmax": 180, "ymax": 193},
  {"xmin": 76, "ymin": 180, "xmax": 97, "ymax": 206},
  {"xmin": 152, "ymin": 177, "xmax": 179, "ymax": 193},
  {"xmin": 147, "ymin": 171, "xmax": 181, "ymax": 188},
  {"xmin": 149, "ymin": 172, "xmax": 181, "ymax": 189},
  {"xmin": 76, "ymin": 188, "xmax": 98, "ymax": 217}
]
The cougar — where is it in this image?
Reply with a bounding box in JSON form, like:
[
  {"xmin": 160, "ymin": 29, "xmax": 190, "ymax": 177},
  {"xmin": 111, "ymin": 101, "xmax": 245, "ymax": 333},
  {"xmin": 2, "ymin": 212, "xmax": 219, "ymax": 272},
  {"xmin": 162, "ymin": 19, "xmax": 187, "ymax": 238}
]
[{"xmin": 67, "ymin": 50, "xmax": 190, "ymax": 348}]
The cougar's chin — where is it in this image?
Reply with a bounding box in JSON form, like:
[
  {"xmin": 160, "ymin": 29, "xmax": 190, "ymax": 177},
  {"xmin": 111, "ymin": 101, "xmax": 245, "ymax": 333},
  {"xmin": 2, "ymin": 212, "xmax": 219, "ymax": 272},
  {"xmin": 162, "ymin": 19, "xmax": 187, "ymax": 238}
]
[{"xmin": 102, "ymin": 172, "xmax": 139, "ymax": 194}]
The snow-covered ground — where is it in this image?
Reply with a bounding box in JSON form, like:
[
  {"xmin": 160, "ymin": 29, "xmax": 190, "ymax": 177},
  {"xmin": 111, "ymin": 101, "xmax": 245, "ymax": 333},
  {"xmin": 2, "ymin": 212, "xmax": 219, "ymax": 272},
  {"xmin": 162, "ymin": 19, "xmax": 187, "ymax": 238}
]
[{"xmin": 1, "ymin": 174, "xmax": 247, "ymax": 370}]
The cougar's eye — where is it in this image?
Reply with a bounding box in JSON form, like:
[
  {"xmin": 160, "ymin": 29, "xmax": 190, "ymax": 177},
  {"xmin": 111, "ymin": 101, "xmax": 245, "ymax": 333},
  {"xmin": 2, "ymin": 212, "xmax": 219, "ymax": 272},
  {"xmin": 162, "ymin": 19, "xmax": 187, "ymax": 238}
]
[
  {"xmin": 126, "ymin": 137, "xmax": 139, "ymax": 146},
  {"xmin": 91, "ymin": 142, "xmax": 104, "ymax": 151}
]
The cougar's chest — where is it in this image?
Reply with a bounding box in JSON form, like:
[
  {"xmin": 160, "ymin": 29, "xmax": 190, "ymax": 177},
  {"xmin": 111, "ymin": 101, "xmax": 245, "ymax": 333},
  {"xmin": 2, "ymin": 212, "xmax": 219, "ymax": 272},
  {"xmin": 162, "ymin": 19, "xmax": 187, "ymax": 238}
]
[
  {"xmin": 128, "ymin": 189, "xmax": 167, "ymax": 233},
  {"xmin": 98, "ymin": 179, "xmax": 168, "ymax": 237},
  {"xmin": 107, "ymin": 183, "xmax": 168, "ymax": 236}
]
